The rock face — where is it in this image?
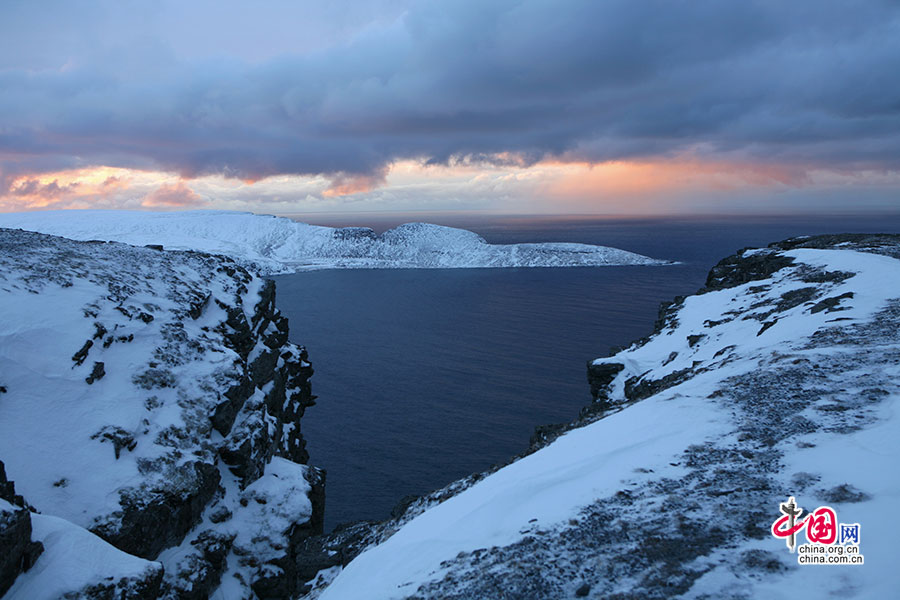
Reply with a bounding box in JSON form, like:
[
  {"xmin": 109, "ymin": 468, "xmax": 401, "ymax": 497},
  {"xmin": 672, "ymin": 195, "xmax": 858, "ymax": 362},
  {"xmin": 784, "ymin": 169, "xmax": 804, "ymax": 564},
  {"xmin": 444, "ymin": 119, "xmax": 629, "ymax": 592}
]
[
  {"xmin": 0, "ymin": 462, "xmax": 43, "ymax": 597},
  {"xmin": 585, "ymin": 362, "xmax": 624, "ymax": 405},
  {"xmin": 0, "ymin": 229, "xmax": 323, "ymax": 598},
  {"xmin": 309, "ymin": 234, "xmax": 900, "ymax": 600}
]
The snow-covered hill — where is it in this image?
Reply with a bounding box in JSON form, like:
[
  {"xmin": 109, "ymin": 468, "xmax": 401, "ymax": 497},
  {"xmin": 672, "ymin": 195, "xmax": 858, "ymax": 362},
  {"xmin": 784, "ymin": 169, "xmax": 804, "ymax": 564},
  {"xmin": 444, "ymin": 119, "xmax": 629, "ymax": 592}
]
[
  {"xmin": 0, "ymin": 229, "xmax": 322, "ymax": 599},
  {"xmin": 309, "ymin": 234, "xmax": 900, "ymax": 599},
  {"xmin": 0, "ymin": 210, "xmax": 668, "ymax": 273}
]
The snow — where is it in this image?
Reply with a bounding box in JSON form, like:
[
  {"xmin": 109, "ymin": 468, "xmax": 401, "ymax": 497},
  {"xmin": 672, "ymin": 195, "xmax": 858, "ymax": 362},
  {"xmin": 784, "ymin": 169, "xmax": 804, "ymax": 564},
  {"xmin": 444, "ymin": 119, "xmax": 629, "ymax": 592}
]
[
  {"xmin": 688, "ymin": 399, "xmax": 900, "ymax": 600},
  {"xmin": 321, "ymin": 393, "xmax": 727, "ymax": 599},
  {"xmin": 318, "ymin": 243, "xmax": 900, "ymax": 599},
  {"xmin": 3, "ymin": 514, "xmax": 162, "ymax": 600},
  {"xmin": 0, "ymin": 280, "xmax": 147, "ymax": 524},
  {"xmin": 0, "ymin": 210, "xmax": 669, "ymax": 273},
  {"xmin": 157, "ymin": 457, "xmax": 315, "ymax": 600},
  {"xmin": 594, "ymin": 248, "xmax": 898, "ymax": 391},
  {"xmin": 0, "ymin": 235, "xmax": 243, "ymax": 528},
  {"xmin": 3, "ymin": 222, "xmax": 897, "ymax": 599},
  {"xmin": 0, "ymin": 227, "xmax": 318, "ymax": 598}
]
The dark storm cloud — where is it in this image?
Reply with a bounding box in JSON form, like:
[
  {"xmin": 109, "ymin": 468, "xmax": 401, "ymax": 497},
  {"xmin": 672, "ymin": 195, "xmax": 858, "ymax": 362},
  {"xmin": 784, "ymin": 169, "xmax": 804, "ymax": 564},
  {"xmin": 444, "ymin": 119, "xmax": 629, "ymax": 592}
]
[{"xmin": 1, "ymin": 0, "xmax": 898, "ymax": 180}]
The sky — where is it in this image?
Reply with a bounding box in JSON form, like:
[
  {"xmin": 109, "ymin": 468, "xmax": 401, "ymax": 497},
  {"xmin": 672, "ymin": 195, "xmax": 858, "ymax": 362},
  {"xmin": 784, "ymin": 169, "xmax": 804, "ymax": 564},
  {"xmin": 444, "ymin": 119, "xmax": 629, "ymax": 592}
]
[{"xmin": 1, "ymin": 0, "xmax": 898, "ymax": 216}]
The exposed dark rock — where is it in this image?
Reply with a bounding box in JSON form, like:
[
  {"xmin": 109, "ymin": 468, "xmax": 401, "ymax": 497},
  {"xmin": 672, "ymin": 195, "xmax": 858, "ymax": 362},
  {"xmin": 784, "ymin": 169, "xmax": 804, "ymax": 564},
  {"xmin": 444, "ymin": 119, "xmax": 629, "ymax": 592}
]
[
  {"xmin": 91, "ymin": 426, "xmax": 137, "ymax": 459},
  {"xmin": 166, "ymin": 530, "xmax": 235, "ymax": 600},
  {"xmin": 219, "ymin": 404, "xmax": 273, "ymax": 483},
  {"xmin": 770, "ymin": 233, "xmax": 900, "ymax": 258},
  {"xmin": 586, "ymin": 362, "xmax": 624, "ymax": 402},
  {"xmin": 249, "ymin": 347, "xmax": 279, "ymax": 386},
  {"xmin": 91, "ymin": 461, "xmax": 221, "ymax": 559},
  {"xmin": 293, "ymin": 520, "xmax": 384, "ymax": 591},
  {"xmin": 188, "ymin": 293, "xmax": 211, "ymax": 320},
  {"xmin": 132, "ymin": 368, "xmax": 177, "ymax": 389},
  {"xmin": 248, "ymin": 468, "xmax": 326, "ymax": 599},
  {"xmin": 790, "ymin": 472, "xmax": 821, "ymax": 491},
  {"xmin": 0, "ymin": 461, "xmax": 26, "ymax": 508},
  {"xmin": 0, "ymin": 508, "xmax": 43, "ymax": 596},
  {"xmin": 331, "ymin": 227, "xmax": 377, "ymax": 242},
  {"xmin": 777, "ymin": 286, "xmax": 818, "ymax": 311},
  {"xmin": 210, "ymin": 375, "xmax": 254, "ymax": 436},
  {"xmin": 653, "ymin": 296, "xmax": 685, "ymax": 333},
  {"xmin": 390, "ymin": 494, "xmax": 421, "ymax": 520},
  {"xmin": 218, "ymin": 303, "xmax": 255, "ymax": 359},
  {"xmin": 819, "ymin": 484, "xmax": 870, "ymax": 504},
  {"xmin": 72, "ymin": 339, "xmax": 93, "ymax": 366},
  {"xmin": 702, "ymin": 249, "xmax": 795, "ymax": 293},
  {"xmin": 757, "ymin": 319, "xmax": 778, "ymax": 336},
  {"xmin": 66, "ymin": 566, "xmax": 164, "ymax": 600},
  {"xmin": 797, "ymin": 267, "xmax": 855, "ymax": 284},
  {"xmin": 208, "ymin": 506, "xmax": 232, "ymax": 524},
  {"xmin": 809, "ymin": 292, "xmax": 854, "ymax": 314},
  {"xmin": 86, "ymin": 361, "xmax": 106, "ymax": 384},
  {"xmin": 624, "ymin": 368, "xmax": 692, "ymax": 402},
  {"xmin": 0, "ymin": 461, "xmax": 43, "ymax": 597},
  {"xmin": 740, "ymin": 549, "xmax": 788, "ymax": 573},
  {"xmin": 530, "ymin": 423, "xmax": 569, "ymax": 451},
  {"xmin": 713, "ymin": 345, "xmax": 736, "ymax": 359},
  {"xmin": 304, "ymin": 467, "xmax": 327, "ymax": 537},
  {"xmin": 93, "ymin": 322, "xmax": 108, "ymax": 340}
]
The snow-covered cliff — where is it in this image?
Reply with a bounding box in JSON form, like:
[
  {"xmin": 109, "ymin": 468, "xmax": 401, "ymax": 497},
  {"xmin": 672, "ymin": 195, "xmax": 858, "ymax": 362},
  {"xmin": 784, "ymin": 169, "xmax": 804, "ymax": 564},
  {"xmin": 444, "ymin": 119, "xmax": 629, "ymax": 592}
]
[
  {"xmin": 0, "ymin": 210, "xmax": 669, "ymax": 273},
  {"xmin": 308, "ymin": 234, "xmax": 900, "ymax": 599},
  {"xmin": 0, "ymin": 229, "xmax": 322, "ymax": 599}
]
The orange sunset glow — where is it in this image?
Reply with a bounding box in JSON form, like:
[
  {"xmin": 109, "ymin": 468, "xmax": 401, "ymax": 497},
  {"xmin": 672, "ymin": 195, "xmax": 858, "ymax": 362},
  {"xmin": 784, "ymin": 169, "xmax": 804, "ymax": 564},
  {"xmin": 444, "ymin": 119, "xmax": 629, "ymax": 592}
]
[{"xmin": 2, "ymin": 157, "xmax": 894, "ymax": 215}]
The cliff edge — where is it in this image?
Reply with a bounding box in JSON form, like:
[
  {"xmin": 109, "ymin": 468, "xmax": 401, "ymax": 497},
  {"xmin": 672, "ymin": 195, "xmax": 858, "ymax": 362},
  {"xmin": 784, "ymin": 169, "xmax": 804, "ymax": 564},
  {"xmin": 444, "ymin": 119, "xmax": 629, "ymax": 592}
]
[{"xmin": 0, "ymin": 229, "xmax": 322, "ymax": 599}]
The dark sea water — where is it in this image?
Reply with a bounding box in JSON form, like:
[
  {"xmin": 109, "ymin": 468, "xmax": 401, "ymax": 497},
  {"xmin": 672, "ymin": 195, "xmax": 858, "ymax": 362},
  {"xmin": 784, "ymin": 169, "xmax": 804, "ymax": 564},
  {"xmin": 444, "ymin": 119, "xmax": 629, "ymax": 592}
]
[{"xmin": 271, "ymin": 214, "xmax": 900, "ymax": 531}]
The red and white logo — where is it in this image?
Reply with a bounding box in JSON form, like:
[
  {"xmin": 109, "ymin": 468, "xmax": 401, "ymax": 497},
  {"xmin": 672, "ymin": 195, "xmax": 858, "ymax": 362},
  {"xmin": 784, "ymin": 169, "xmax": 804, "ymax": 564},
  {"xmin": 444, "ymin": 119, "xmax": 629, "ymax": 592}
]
[{"xmin": 771, "ymin": 496, "xmax": 863, "ymax": 565}]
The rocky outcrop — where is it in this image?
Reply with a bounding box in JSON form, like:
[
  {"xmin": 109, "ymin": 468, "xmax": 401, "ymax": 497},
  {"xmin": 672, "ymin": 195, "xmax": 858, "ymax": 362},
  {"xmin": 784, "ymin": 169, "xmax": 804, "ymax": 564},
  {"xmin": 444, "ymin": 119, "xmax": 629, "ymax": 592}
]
[
  {"xmin": 0, "ymin": 229, "xmax": 324, "ymax": 598},
  {"xmin": 586, "ymin": 361, "xmax": 624, "ymax": 404},
  {"xmin": 92, "ymin": 462, "xmax": 222, "ymax": 559},
  {"xmin": 770, "ymin": 232, "xmax": 900, "ymax": 257},
  {"xmin": 702, "ymin": 248, "xmax": 795, "ymax": 292},
  {"xmin": 214, "ymin": 279, "xmax": 316, "ymax": 485},
  {"xmin": 0, "ymin": 462, "xmax": 42, "ymax": 597},
  {"xmin": 66, "ymin": 572, "xmax": 164, "ymax": 600}
]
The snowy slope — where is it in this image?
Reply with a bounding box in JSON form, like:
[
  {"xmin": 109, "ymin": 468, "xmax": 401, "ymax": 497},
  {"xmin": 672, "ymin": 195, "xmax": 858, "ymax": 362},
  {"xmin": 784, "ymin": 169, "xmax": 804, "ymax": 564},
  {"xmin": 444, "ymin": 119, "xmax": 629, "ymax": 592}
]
[
  {"xmin": 3, "ymin": 513, "xmax": 163, "ymax": 600},
  {"xmin": 0, "ymin": 228, "xmax": 322, "ymax": 598},
  {"xmin": 314, "ymin": 234, "xmax": 900, "ymax": 600},
  {"xmin": 0, "ymin": 210, "xmax": 668, "ymax": 273}
]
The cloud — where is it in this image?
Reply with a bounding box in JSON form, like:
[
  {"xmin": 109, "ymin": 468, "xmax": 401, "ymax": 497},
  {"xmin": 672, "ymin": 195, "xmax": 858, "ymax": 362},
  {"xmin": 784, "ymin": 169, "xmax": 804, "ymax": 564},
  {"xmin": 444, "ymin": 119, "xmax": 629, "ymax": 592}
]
[
  {"xmin": 0, "ymin": 0, "xmax": 898, "ymax": 199},
  {"xmin": 323, "ymin": 167, "xmax": 390, "ymax": 197},
  {"xmin": 9, "ymin": 178, "xmax": 80, "ymax": 199},
  {"xmin": 141, "ymin": 181, "xmax": 206, "ymax": 208}
]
